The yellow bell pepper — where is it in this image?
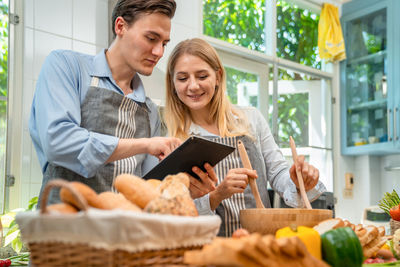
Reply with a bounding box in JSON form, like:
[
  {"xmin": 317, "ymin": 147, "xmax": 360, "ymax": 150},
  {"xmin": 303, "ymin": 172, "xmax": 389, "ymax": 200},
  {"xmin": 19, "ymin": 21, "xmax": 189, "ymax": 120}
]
[{"xmin": 276, "ymin": 225, "xmax": 321, "ymax": 260}]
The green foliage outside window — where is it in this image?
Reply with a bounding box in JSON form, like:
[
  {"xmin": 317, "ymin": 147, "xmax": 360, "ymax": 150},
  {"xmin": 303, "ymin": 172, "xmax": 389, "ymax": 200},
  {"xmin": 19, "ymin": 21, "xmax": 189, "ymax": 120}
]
[
  {"xmin": 0, "ymin": 0, "xmax": 8, "ymax": 161},
  {"xmin": 0, "ymin": 0, "xmax": 7, "ymax": 98},
  {"xmin": 203, "ymin": 0, "xmax": 318, "ymax": 146}
]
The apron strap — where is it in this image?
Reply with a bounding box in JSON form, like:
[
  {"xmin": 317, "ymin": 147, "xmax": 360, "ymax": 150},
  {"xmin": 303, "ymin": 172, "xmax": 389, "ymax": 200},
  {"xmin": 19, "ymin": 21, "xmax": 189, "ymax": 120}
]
[{"xmin": 90, "ymin": 76, "xmax": 100, "ymax": 87}]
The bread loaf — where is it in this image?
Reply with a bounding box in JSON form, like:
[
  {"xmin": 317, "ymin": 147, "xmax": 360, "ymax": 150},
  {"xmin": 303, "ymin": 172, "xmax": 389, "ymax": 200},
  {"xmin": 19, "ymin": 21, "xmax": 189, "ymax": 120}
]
[
  {"xmin": 159, "ymin": 172, "xmax": 190, "ymax": 192},
  {"xmin": 146, "ymin": 179, "xmax": 162, "ymax": 191},
  {"xmin": 114, "ymin": 174, "xmax": 159, "ymax": 209},
  {"xmin": 184, "ymin": 234, "xmax": 329, "ymax": 267},
  {"xmin": 59, "ymin": 181, "xmax": 100, "ymax": 208},
  {"xmin": 47, "ymin": 203, "xmax": 78, "ymax": 214},
  {"xmin": 144, "ymin": 194, "xmax": 198, "ymax": 216},
  {"xmin": 95, "ymin": 192, "xmax": 141, "ymax": 212}
]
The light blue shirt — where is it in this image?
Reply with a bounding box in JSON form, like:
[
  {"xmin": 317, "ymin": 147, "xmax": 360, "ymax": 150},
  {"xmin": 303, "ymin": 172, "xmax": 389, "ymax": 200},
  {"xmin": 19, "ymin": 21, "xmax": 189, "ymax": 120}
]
[{"xmin": 29, "ymin": 49, "xmax": 160, "ymax": 178}]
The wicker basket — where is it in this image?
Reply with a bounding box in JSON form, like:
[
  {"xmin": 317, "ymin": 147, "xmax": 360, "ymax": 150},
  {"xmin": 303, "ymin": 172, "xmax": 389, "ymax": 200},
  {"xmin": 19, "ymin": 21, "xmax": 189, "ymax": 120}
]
[
  {"xmin": 22, "ymin": 180, "xmax": 214, "ymax": 267},
  {"xmin": 390, "ymin": 218, "xmax": 400, "ymax": 235}
]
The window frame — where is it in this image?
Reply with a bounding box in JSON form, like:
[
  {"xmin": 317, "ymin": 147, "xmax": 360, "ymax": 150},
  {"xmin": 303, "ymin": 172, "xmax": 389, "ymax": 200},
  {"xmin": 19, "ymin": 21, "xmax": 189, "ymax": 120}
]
[{"xmin": 201, "ymin": 0, "xmax": 335, "ymax": 190}]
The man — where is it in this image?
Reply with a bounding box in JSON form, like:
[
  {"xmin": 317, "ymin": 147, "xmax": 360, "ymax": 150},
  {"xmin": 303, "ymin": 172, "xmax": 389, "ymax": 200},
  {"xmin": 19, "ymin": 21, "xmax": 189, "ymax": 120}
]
[{"xmin": 29, "ymin": 0, "xmax": 180, "ymax": 204}]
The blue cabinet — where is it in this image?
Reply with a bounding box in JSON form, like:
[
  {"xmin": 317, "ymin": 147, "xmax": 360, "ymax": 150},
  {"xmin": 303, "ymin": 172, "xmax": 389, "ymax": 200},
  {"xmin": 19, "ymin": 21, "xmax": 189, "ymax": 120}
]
[{"xmin": 341, "ymin": 0, "xmax": 400, "ymax": 155}]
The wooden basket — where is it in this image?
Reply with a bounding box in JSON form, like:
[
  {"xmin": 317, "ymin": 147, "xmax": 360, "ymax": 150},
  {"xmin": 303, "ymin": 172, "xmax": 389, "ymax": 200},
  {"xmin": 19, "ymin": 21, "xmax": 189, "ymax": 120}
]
[
  {"xmin": 240, "ymin": 208, "xmax": 333, "ymax": 235},
  {"xmin": 27, "ymin": 180, "xmax": 203, "ymax": 267},
  {"xmin": 390, "ymin": 218, "xmax": 400, "ymax": 235}
]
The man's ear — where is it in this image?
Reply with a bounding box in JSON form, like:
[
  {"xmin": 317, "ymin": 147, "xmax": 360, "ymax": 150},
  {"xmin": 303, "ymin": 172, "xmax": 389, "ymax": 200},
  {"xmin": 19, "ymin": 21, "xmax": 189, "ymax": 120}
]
[{"xmin": 114, "ymin": 16, "xmax": 126, "ymax": 36}]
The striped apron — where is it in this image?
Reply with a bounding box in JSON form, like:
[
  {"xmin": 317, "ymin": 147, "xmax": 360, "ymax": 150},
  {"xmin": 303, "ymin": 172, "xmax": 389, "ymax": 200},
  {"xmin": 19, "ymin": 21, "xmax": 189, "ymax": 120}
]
[
  {"xmin": 208, "ymin": 135, "xmax": 271, "ymax": 237},
  {"xmin": 40, "ymin": 76, "xmax": 151, "ymax": 205}
]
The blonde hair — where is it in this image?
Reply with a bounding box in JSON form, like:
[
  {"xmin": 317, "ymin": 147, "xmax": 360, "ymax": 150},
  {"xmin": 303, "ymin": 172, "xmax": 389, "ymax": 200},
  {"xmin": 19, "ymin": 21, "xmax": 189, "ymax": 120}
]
[{"xmin": 164, "ymin": 38, "xmax": 250, "ymax": 140}]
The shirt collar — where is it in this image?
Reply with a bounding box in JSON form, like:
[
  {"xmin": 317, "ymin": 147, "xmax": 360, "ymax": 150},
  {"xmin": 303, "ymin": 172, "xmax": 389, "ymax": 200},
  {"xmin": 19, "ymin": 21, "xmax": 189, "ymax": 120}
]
[
  {"xmin": 188, "ymin": 123, "xmax": 219, "ymax": 137},
  {"xmin": 90, "ymin": 49, "xmax": 147, "ymax": 103},
  {"xmin": 90, "ymin": 49, "xmax": 112, "ymax": 78}
]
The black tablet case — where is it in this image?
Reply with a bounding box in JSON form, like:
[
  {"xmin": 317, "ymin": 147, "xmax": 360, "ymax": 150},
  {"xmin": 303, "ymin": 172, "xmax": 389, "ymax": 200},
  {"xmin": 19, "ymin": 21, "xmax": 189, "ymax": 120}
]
[{"xmin": 143, "ymin": 136, "xmax": 235, "ymax": 180}]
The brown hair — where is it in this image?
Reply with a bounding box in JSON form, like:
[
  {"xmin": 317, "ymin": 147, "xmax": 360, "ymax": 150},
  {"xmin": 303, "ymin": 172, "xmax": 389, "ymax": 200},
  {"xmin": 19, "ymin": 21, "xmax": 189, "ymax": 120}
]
[
  {"xmin": 111, "ymin": 0, "xmax": 176, "ymax": 38},
  {"xmin": 164, "ymin": 38, "xmax": 250, "ymax": 140}
]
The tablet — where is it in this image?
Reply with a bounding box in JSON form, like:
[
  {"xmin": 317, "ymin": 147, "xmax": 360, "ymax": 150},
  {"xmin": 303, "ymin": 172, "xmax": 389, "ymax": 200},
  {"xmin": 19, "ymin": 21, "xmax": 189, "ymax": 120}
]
[{"xmin": 143, "ymin": 136, "xmax": 235, "ymax": 180}]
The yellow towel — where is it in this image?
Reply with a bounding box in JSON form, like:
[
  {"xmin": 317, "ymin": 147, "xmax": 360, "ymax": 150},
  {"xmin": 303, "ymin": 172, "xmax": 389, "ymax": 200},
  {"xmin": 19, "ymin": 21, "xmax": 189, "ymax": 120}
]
[{"xmin": 318, "ymin": 3, "xmax": 346, "ymax": 62}]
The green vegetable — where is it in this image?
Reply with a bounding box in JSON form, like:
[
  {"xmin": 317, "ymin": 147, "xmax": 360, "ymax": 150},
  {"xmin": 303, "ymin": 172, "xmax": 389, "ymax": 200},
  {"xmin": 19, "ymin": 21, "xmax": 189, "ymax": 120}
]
[
  {"xmin": 362, "ymin": 260, "xmax": 400, "ymax": 266},
  {"xmin": 321, "ymin": 227, "xmax": 363, "ymax": 267},
  {"xmin": 379, "ymin": 190, "xmax": 400, "ymax": 215}
]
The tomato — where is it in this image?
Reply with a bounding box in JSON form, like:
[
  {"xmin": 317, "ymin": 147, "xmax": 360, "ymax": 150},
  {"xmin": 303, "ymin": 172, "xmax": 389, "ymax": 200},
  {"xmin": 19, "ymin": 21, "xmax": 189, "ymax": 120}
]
[
  {"xmin": 364, "ymin": 258, "xmax": 375, "ymax": 264},
  {"xmin": 389, "ymin": 205, "xmax": 400, "ymax": 221}
]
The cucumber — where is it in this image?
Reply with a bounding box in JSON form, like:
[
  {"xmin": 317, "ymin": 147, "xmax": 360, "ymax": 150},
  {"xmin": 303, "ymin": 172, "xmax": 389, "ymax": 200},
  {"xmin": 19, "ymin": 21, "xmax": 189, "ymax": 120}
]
[{"xmin": 321, "ymin": 227, "xmax": 364, "ymax": 267}]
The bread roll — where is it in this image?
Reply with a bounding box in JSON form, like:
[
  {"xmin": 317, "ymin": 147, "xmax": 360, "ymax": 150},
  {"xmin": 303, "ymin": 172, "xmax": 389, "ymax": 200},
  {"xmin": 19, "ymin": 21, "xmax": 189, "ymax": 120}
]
[
  {"xmin": 60, "ymin": 181, "xmax": 100, "ymax": 208},
  {"xmin": 94, "ymin": 191, "xmax": 142, "ymax": 212},
  {"xmin": 159, "ymin": 172, "xmax": 190, "ymax": 192},
  {"xmin": 114, "ymin": 174, "xmax": 159, "ymax": 209},
  {"xmin": 146, "ymin": 179, "xmax": 162, "ymax": 190},
  {"xmin": 47, "ymin": 203, "xmax": 78, "ymax": 214},
  {"xmin": 144, "ymin": 194, "xmax": 198, "ymax": 216}
]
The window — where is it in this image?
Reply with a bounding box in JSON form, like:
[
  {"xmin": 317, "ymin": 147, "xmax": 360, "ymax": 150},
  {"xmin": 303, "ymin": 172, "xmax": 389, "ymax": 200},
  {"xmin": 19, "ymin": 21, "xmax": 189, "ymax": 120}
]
[
  {"xmin": 276, "ymin": 0, "xmax": 321, "ymax": 69},
  {"xmin": 271, "ymin": 68, "xmax": 333, "ymax": 191},
  {"xmin": 0, "ymin": 0, "xmax": 8, "ymax": 213},
  {"xmin": 226, "ymin": 67, "xmax": 259, "ymax": 108},
  {"xmin": 203, "ymin": 0, "xmax": 333, "ymax": 192},
  {"xmin": 203, "ymin": 0, "xmax": 267, "ymax": 53}
]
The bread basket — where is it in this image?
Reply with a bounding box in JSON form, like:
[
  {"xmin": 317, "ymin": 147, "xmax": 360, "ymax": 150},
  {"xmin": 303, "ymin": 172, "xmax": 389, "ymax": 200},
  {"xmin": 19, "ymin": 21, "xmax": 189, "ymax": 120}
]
[{"xmin": 16, "ymin": 180, "xmax": 221, "ymax": 266}]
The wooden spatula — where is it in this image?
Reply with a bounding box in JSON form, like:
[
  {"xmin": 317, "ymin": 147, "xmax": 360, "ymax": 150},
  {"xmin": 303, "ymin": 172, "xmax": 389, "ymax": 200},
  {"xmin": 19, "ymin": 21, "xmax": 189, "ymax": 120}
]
[
  {"xmin": 289, "ymin": 136, "xmax": 312, "ymax": 209},
  {"xmin": 237, "ymin": 140, "xmax": 265, "ymax": 209}
]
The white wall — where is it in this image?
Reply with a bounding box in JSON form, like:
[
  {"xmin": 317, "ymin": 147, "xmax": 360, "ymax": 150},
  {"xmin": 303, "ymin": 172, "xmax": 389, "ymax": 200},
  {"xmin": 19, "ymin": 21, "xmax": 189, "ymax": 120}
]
[{"xmin": 9, "ymin": 0, "xmax": 108, "ymax": 209}]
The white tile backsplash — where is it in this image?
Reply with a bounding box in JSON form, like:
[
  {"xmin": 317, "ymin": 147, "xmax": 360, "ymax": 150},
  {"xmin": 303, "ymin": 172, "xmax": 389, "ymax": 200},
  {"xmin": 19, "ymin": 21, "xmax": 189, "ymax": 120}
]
[
  {"xmin": 72, "ymin": 40, "xmax": 97, "ymax": 55},
  {"xmin": 34, "ymin": 0, "xmax": 73, "ymax": 38},
  {"xmin": 21, "ymin": 130, "xmax": 32, "ymax": 184},
  {"xmin": 173, "ymin": 0, "xmax": 201, "ymax": 32},
  {"xmin": 30, "ymin": 143, "xmax": 43, "ymax": 184},
  {"xmin": 29, "ymin": 183, "xmax": 42, "ymax": 200},
  {"xmin": 24, "ymin": 0, "xmax": 34, "ymax": 28},
  {"xmin": 73, "ymin": 0, "xmax": 108, "ymax": 46},
  {"xmin": 33, "ymin": 31, "xmax": 72, "ymax": 79},
  {"xmin": 21, "ymin": 183, "xmax": 30, "ymax": 209},
  {"xmin": 22, "ymin": 79, "xmax": 34, "ymax": 131},
  {"xmin": 24, "ymin": 28, "xmax": 34, "ymax": 80}
]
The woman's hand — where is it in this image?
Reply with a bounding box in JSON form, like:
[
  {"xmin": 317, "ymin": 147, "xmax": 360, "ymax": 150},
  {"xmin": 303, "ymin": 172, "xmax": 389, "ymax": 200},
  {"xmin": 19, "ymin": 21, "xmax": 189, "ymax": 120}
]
[
  {"xmin": 289, "ymin": 155, "xmax": 319, "ymax": 192},
  {"xmin": 188, "ymin": 163, "xmax": 218, "ymax": 199},
  {"xmin": 209, "ymin": 168, "xmax": 257, "ymax": 210}
]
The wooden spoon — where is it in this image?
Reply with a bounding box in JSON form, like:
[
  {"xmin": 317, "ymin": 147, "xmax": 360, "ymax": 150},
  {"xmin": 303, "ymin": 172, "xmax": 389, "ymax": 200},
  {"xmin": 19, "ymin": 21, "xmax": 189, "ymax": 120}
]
[
  {"xmin": 289, "ymin": 136, "xmax": 312, "ymax": 209},
  {"xmin": 237, "ymin": 140, "xmax": 265, "ymax": 209}
]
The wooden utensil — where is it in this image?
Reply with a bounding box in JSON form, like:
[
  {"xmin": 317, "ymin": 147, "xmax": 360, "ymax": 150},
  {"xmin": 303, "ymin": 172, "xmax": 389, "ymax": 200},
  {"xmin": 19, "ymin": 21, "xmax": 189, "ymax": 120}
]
[
  {"xmin": 289, "ymin": 136, "xmax": 312, "ymax": 209},
  {"xmin": 237, "ymin": 140, "xmax": 265, "ymax": 209}
]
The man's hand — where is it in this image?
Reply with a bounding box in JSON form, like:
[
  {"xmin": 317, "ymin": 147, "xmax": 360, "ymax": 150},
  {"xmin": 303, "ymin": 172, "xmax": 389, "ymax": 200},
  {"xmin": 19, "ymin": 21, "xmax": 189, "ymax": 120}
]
[
  {"xmin": 146, "ymin": 137, "xmax": 182, "ymax": 160},
  {"xmin": 289, "ymin": 155, "xmax": 319, "ymax": 192},
  {"xmin": 188, "ymin": 163, "xmax": 218, "ymax": 199}
]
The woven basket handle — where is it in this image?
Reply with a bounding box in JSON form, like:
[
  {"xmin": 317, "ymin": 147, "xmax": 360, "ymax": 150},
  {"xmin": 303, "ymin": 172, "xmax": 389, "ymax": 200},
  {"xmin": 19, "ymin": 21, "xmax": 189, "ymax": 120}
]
[{"xmin": 40, "ymin": 179, "xmax": 89, "ymax": 214}]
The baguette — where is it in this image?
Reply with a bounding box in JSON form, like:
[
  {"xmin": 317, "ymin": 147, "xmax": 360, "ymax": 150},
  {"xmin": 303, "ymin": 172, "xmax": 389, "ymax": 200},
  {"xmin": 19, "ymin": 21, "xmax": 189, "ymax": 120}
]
[
  {"xmin": 114, "ymin": 174, "xmax": 159, "ymax": 209},
  {"xmin": 95, "ymin": 192, "xmax": 141, "ymax": 212},
  {"xmin": 60, "ymin": 181, "xmax": 100, "ymax": 208}
]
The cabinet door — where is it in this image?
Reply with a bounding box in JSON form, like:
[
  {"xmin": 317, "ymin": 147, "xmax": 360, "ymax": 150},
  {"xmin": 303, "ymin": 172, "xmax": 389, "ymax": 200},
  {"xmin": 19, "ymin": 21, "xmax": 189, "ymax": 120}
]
[
  {"xmin": 394, "ymin": 0, "xmax": 400, "ymax": 147},
  {"xmin": 341, "ymin": 0, "xmax": 396, "ymax": 155}
]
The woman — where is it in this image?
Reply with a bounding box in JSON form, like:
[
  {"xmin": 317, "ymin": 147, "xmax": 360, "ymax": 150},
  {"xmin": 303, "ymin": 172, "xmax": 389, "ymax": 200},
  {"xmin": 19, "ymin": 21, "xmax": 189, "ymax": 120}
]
[{"xmin": 164, "ymin": 38, "xmax": 326, "ymax": 236}]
